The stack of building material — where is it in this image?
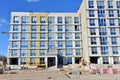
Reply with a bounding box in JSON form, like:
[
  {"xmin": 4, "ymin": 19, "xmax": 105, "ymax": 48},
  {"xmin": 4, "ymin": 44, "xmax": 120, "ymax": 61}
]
[
  {"xmin": 99, "ymin": 69, "xmax": 107, "ymax": 74},
  {"xmin": 99, "ymin": 68, "xmax": 117, "ymax": 74}
]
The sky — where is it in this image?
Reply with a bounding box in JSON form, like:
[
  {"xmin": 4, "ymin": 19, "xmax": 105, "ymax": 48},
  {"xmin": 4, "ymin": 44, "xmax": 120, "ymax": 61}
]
[{"xmin": 0, "ymin": 0, "xmax": 82, "ymax": 56}]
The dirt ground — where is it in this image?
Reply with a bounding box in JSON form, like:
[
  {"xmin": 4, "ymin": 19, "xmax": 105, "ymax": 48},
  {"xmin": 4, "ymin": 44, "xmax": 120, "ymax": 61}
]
[{"xmin": 0, "ymin": 70, "xmax": 120, "ymax": 80}]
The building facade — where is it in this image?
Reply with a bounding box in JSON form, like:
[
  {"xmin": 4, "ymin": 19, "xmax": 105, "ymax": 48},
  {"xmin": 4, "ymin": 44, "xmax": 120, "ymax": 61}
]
[
  {"xmin": 78, "ymin": 0, "xmax": 120, "ymax": 64},
  {"xmin": 8, "ymin": 12, "xmax": 82, "ymax": 68},
  {"xmin": 8, "ymin": 0, "xmax": 120, "ymax": 68}
]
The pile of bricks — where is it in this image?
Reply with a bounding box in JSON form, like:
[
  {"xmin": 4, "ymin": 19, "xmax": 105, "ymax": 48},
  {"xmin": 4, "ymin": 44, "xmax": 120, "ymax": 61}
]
[
  {"xmin": 84, "ymin": 66, "xmax": 118, "ymax": 74},
  {"xmin": 99, "ymin": 68, "xmax": 117, "ymax": 74}
]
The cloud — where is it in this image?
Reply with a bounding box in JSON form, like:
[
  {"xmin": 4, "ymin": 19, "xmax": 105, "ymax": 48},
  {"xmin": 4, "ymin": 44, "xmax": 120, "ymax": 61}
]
[
  {"xmin": 26, "ymin": 0, "xmax": 40, "ymax": 2},
  {"xmin": 0, "ymin": 19, "xmax": 7, "ymax": 23},
  {"xmin": 0, "ymin": 18, "xmax": 9, "ymax": 26}
]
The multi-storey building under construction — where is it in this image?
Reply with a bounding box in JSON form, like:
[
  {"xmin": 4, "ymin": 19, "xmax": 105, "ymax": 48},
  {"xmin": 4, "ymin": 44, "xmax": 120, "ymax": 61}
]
[{"xmin": 8, "ymin": 0, "xmax": 120, "ymax": 68}]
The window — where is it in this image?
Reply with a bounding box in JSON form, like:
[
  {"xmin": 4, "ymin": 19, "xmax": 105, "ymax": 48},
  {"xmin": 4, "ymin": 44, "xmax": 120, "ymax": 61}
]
[
  {"xmin": 103, "ymin": 57, "xmax": 109, "ymax": 64},
  {"xmin": 90, "ymin": 28, "xmax": 96, "ymax": 35},
  {"xmin": 21, "ymin": 16, "xmax": 28, "ymax": 23},
  {"xmin": 11, "ymin": 50, "xmax": 18, "ymax": 56},
  {"xmin": 30, "ymin": 50, "xmax": 36, "ymax": 56},
  {"xmin": 40, "ymin": 41, "xmax": 45, "ymax": 47},
  {"xmin": 101, "ymin": 46, "xmax": 108, "ymax": 55},
  {"xmin": 40, "ymin": 33, "xmax": 45, "ymax": 39},
  {"xmin": 108, "ymin": 1, "xmax": 113, "ymax": 8},
  {"xmin": 118, "ymin": 19, "xmax": 120, "ymax": 26},
  {"xmin": 88, "ymin": 1, "xmax": 94, "ymax": 8},
  {"xmin": 117, "ymin": 10, "xmax": 120, "ymax": 17},
  {"xmin": 99, "ymin": 28, "xmax": 107, "ymax": 35},
  {"xmin": 12, "ymin": 41, "xmax": 18, "ymax": 48},
  {"xmin": 40, "ymin": 25, "xmax": 45, "ymax": 31},
  {"xmin": 98, "ymin": 10, "xmax": 105, "ymax": 17},
  {"xmin": 21, "ymin": 33, "xmax": 28, "ymax": 40},
  {"xmin": 91, "ymin": 47, "xmax": 97, "ymax": 54},
  {"xmin": 110, "ymin": 28, "xmax": 116, "ymax": 35},
  {"xmin": 40, "ymin": 16, "xmax": 46, "ymax": 23},
  {"xmin": 21, "ymin": 58, "xmax": 26, "ymax": 64},
  {"xmin": 75, "ymin": 33, "xmax": 80, "ymax": 39},
  {"xmin": 48, "ymin": 17, "xmax": 54, "ymax": 24},
  {"xmin": 66, "ymin": 40, "xmax": 72, "ymax": 47},
  {"xmin": 13, "ymin": 33, "xmax": 18, "ymax": 39},
  {"xmin": 113, "ymin": 57, "xmax": 119, "ymax": 64},
  {"xmin": 74, "ymin": 17, "xmax": 79, "ymax": 23},
  {"xmin": 40, "ymin": 58, "xmax": 45, "ymax": 64},
  {"xmin": 65, "ymin": 33, "xmax": 72, "ymax": 39},
  {"xmin": 66, "ymin": 49, "xmax": 72, "ymax": 56},
  {"xmin": 48, "ymin": 33, "xmax": 54, "ymax": 39},
  {"xmin": 21, "ymin": 25, "xmax": 28, "ymax": 32},
  {"xmin": 30, "ymin": 58, "xmax": 35, "ymax": 63},
  {"xmin": 31, "ymin": 33, "xmax": 36, "ymax": 39},
  {"xmin": 65, "ymin": 26, "xmax": 72, "ymax": 32},
  {"xmin": 13, "ymin": 25, "xmax": 18, "ymax": 31},
  {"xmin": 20, "ymin": 41, "xmax": 28, "ymax": 48},
  {"xmin": 31, "ymin": 41, "xmax": 36, "ymax": 48},
  {"xmin": 109, "ymin": 10, "xmax": 114, "ymax": 17},
  {"xmin": 58, "ymin": 49, "xmax": 63, "ymax": 56},
  {"xmin": 111, "ymin": 37, "xmax": 117, "ymax": 45},
  {"xmin": 76, "ymin": 49, "xmax": 80, "ymax": 55},
  {"xmin": 89, "ymin": 19, "xmax": 95, "ymax": 26},
  {"xmin": 57, "ymin": 17, "xmax": 62, "ymax": 23},
  {"xmin": 75, "ymin": 41, "xmax": 80, "ymax": 47},
  {"xmin": 67, "ymin": 57, "xmax": 72, "ymax": 64},
  {"xmin": 116, "ymin": 1, "xmax": 120, "ymax": 8},
  {"xmin": 48, "ymin": 41, "xmax": 54, "ymax": 48},
  {"xmin": 89, "ymin": 10, "xmax": 94, "ymax": 17},
  {"xmin": 97, "ymin": 1, "xmax": 104, "ymax": 9},
  {"xmin": 31, "ymin": 25, "xmax": 36, "ymax": 31},
  {"xmin": 75, "ymin": 25, "xmax": 80, "ymax": 31},
  {"xmin": 58, "ymin": 41, "xmax": 63, "ymax": 47},
  {"xmin": 20, "ymin": 50, "xmax": 28, "ymax": 56},
  {"xmin": 58, "ymin": 33, "xmax": 63, "ymax": 39},
  {"xmin": 109, "ymin": 19, "xmax": 115, "ymax": 26},
  {"xmin": 112, "ymin": 47, "xmax": 118, "ymax": 54},
  {"xmin": 31, "ymin": 16, "xmax": 36, "ymax": 23},
  {"xmin": 98, "ymin": 18, "xmax": 106, "ymax": 26},
  {"xmin": 40, "ymin": 50, "xmax": 45, "ymax": 56},
  {"xmin": 91, "ymin": 37, "xmax": 96, "ymax": 45},
  {"xmin": 100, "ymin": 37, "xmax": 107, "ymax": 45},
  {"xmin": 65, "ymin": 17, "xmax": 72, "ymax": 24},
  {"xmin": 58, "ymin": 25, "xmax": 62, "ymax": 31},
  {"xmin": 48, "ymin": 25, "xmax": 54, "ymax": 32},
  {"xmin": 48, "ymin": 48, "xmax": 55, "ymax": 53},
  {"xmin": 13, "ymin": 16, "xmax": 19, "ymax": 23}
]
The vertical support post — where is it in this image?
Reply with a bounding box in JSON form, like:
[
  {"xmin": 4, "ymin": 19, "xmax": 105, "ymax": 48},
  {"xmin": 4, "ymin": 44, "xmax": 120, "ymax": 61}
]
[
  {"xmin": 7, "ymin": 58, "xmax": 10, "ymax": 65},
  {"xmin": 18, "ymin": 58, "xmax": 21, "ymax": 65},
  {"xmin": 45, "ymin": 57, "xmax": 48, "ymax": 68},
  {"xmin": 55, "ymin": 56, "xmax": 58, "ymax": 68},
  {"xmin": 72, "ymin": 57, "xmax": 75, "ymax": 64}
]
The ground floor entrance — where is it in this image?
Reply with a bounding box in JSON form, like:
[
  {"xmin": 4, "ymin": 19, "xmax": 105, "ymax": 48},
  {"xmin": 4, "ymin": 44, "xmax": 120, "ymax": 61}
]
[
  {"xmin": 48, "ymin": 57, "xmax": 56, "ymax": 67},
  {"xmin": 58, "ymin": 58, "xmax": 63, "ymax": 68},
  {"xmin": 90, "ymin": 57, "xmax": 99, "ymax": 64},
  {"xmin": 9, "ymin": 58, "xmax": 18, "ymax": 65}
]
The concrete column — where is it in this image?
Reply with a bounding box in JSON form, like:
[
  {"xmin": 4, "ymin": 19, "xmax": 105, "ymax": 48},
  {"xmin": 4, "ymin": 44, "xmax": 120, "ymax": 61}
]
[
  {"xmin": 55, "ymin": 56, "xmax": 58, "ymax": 68},
  {"xmin": 7, "ymin": 58, "xmax": 10, "ymax": 65},
  {"xmin": 45, "ymin": 57, "xmax": 48, "ymax": 68},
  {"xmin": 98, "ymin": 57, "xmax": 102, "ymax": 64},
  {"xmin": 72, "ymin": 57, "xmax": 75, "ymax": 64},
  {"xmin": 109, "ymin": 57, "xmax": 113, "ymax": 64},
  {"xmin": 18, "ymin": 58, "xmax": 21, "ymax": 65},
  {"xmin": 101, "ymin": 57, "xmax": 103, "ymax": 64}
]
